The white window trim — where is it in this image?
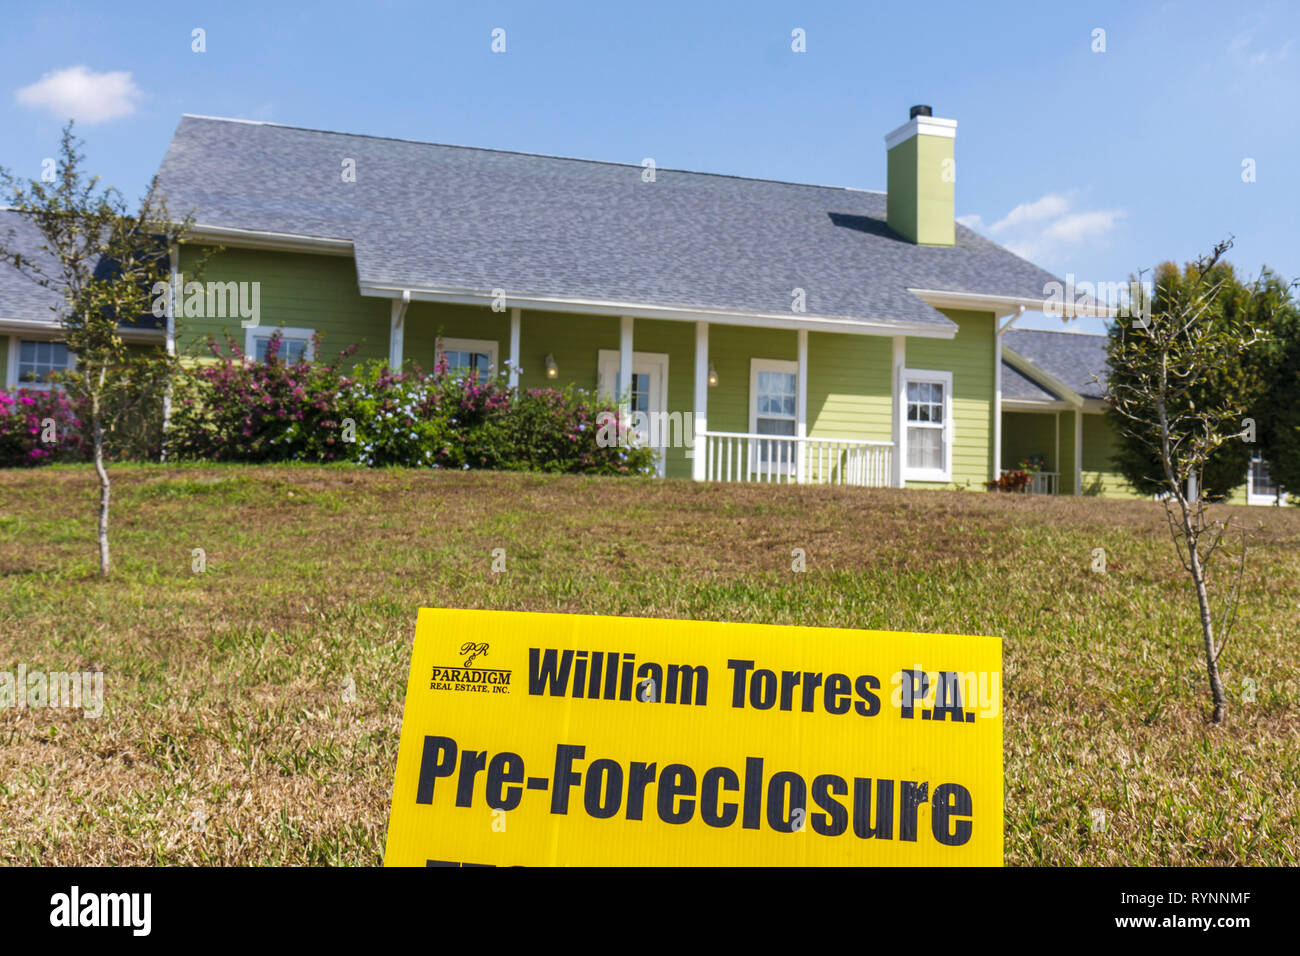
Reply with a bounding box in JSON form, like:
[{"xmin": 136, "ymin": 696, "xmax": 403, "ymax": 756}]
[
  {"xmin": 438, "ymin": 337, "xmax": 499, "ymax": 380},
  {"xmin": 245, "ymin": 325, "xmax": 316, "ymax": 362},
  {"xmin": 597, "ymin": 349, "xmax": 669, "ymax": 412},
  {"xmin": 749, "ymin": 358, "xmax": 798, "ymax": 476},
  {"xmin": 8, "ymin": 335, "xmax": 77, "ymax": 391},
  {"xmin": 900, "ymin": 367, "xmax": 953, "ymax": 483},
  {"xmin": 1247, "ymin": 457, "xmax": 1289, "ymax": 507}
]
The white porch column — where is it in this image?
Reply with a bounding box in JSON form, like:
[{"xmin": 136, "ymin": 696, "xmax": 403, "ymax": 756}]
[
  {"xmin": 160, "ymin": 243, "xmax": 180, "ymax": 460},
  {"xmin": 994, "ymin": 306, "xmax": 1024, "ymax": 485},
  {"xmin": 692, "ymin": 321, "xmax": 709, "ymax": 481},
  {"xmin": 508, "ymin": 307, "xmax": 521, "ymax": 390},
  {"xmin": 796, "ymin": 329, "xmax": 808, "ymax": 483},
  {"xmin": 1074, "ymin": 408, "xmax": 1083, "ymax": 496},
  {"xmin": 891, "ymin": 336, "xmax": 905, "ymax": 488},
  {"xmin": 389, "ymin": 290, "xmax": 410, "ymax": 370},
  {"xmin": 1054, "ymin": 411, "xmax": 1061, "ymax": 495},
  {"xmin": 993, "ymin": 333, "xmax": 1002, "ymax": 482},
  {"xmin": 619, "ymin": 315, "xmax": 634, "ymax": 399}
]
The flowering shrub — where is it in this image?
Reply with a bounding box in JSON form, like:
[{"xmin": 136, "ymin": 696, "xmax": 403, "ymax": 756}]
[
  {"xmin": 168, "ymin": 333, "xmax": 355, "ymax": 462},
  {"xmin": 169, "ymin": 333, "xmax": 657, "ymax": 475},
  {"xmin": 0, "ymin": 388, "xmax": 87, "ymax": 467},
  {"xmin": 496, "ymin": 387, "xmax": 647, "ymax": 474}
]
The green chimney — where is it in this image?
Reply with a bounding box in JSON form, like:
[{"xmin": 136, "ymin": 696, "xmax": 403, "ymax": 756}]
[{"xmin": 885, "ymin": 105, "xmax": 957, "ymax": 246}]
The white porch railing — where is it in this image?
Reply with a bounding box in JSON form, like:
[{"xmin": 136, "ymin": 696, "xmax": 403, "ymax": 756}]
[
  {"xmin": 700, "ymin": 432, "xmax": 894, "ymax": 487},
  {"xmin": 1001, "ymin": 469, "xmax": 1058, "ymax": 495}
]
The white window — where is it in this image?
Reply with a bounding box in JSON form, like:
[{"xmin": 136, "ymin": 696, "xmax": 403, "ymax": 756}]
[
  {"xmin": 13, "ymin": 339, "xmax": 74, "ymax": 389},
  {"xmin": 901, "ymin": 369, "xmax": 952, "ymax": 482},
  {"xmin": 1247, "ymin": 457, "xmax": 1287, "ymax": 506},
  {"xmin": 438, "ymin": 338, "xmax": 498, "ymax": 383},
  {"xmin": 750, "ymin": 358, "xmax": 798, "ymax": 474},
  {"xmin": 246, "ymin": 326, "xmax": 315, "ymax": 363}
]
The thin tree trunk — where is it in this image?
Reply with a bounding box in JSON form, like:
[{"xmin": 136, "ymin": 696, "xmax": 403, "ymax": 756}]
[
  {"xmin": 92, "ymin": 371, "xmax": 110, "ymax": 577},
  {"xmin": 160, "ymin": 384, "xmax": 171, "ymax": 463},
  {"xmin": 1186, "ymin": 521, "xmax": 1227, "ymax": 723}
]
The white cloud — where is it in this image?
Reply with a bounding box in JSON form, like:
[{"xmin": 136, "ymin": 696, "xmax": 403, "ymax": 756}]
[
  {"xmin": 15, "ymin": 65, "xmax": 142, "ymax": 124},
  {"xmin": 967, "ymin": 192, "xmax": 1124, "ymax": 264},
  {"xmin": 955, "ymin": 213, "xmax": 984, "ymax": 230},
  {"xmin": 1228, "ymin": 30, "xmax": 1293, "ymax": 66},
  {"xmin": 988, "ymin": 194, "xmax": 1070, "ymax": 235},
  {"xmin": 1251, "ymin": 37, "xmax": 1293, "ymax": 65},
  {"xmin": 1042, "ymin": 209, "xmax": 1126, "ymax": 243}
]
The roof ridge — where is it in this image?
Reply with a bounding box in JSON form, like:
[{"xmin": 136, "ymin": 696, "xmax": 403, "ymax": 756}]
[{"xmin": 178, "ymin": 114, "xmax": 878, "ymax": 195}]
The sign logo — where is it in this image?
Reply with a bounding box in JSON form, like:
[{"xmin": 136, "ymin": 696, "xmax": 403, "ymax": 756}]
[
  {"xmin": 387, "ymin": 609, "xmax": 1002, "ymax": 866},
  {"xmin": 429, "ymin": 640, "xmax": 511, "ymax": 695}
]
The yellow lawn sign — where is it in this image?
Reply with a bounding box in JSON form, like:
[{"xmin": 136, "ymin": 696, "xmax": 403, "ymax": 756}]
[{"xmin": 385, "ymin": 608, "xmax": 1002, "ymax": 866}]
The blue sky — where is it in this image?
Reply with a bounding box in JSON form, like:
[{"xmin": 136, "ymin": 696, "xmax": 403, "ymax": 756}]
[{"xmin": 2, "ymin": 0, "xmax": 1296, "ymax": 333}]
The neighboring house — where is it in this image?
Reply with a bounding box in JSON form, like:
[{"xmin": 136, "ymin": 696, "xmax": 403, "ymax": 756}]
[
  {"xmin": 0, "ymin": 207, "xmax": 79, "ymax": 391},
  {"xmin": 1000, "ymin": 327, "xmax": 1286, "ymax": 505},
  {"xmin": 0, "ymin": 207, "xmax": 166, "ymax": 389},
  {"xmin": 0, "ymin": 106, "xmax": 1285, "ymax": 502}
]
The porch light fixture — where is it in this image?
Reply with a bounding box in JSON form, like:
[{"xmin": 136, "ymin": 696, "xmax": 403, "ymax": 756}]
[
  {"xmin": 545, "ymin": 354, "xmax": 558, "ymax": 379},
  {"xmin": 707, "ymin": 362, "xmax": 718, "ymax": 387}
]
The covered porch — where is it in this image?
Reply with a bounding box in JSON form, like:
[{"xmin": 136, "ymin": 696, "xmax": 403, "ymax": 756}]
[
  {"xmin": 999, "ymin": 403, "xmax": 1080, "ymax": 495},
  {"xmin": 386, "ymin": 299, "xmax": 913, "ymax": 486}
]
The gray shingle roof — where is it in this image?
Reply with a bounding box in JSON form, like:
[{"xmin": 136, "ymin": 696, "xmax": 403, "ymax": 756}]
[
  {"xmin": 0, "ymin": 208, "xmax": 65, "ymax": 324},
  {"xmin": 1001, "ymin": 359, "xmax": 1061, "ymax": 401},
  {"xmin": 1003, "ymin": 328, "xmax": 1109, "ymax": 400},
  {"xmin": 151, "ymin": 115, "xmax": 1066, "ymax": 333}
]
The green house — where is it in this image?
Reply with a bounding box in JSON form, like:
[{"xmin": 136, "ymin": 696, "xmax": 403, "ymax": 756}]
[{"xmin": 0, "ymin": 106, "xmax": 1285, "ymax": 503}]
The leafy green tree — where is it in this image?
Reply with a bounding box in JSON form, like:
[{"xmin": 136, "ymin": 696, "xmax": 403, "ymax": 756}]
[
  {"xmin": 1106, "ymin": 256, "xmax": 1278, "ymax": 499},
  {"xmin": 1256, "ymin": 276, "xmax": 1300, "ymax": 499},
  {"xmin": 0, "ymin": 123, "xmax": 195, "ymax": 576}
]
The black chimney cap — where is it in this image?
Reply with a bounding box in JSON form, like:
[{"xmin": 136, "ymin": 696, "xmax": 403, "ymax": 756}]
[{"xmin": 909, "ymin": 104, "xmax": 933, "ymax": 119}]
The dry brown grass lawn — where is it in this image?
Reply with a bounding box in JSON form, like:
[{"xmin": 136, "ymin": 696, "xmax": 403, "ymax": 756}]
[{"xmin": 1, "ymin": 464, "xmax": 1297, "ymax": 865}]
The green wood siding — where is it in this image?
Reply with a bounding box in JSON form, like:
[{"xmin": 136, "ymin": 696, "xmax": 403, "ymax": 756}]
[
  {"xmin": 1081, "ymin": 411, "xmax": 1136, "ymax": 497},
  {"xmin": 1001, "ymin": 410, "xmax": 1059, "ymax": 473},
  {"xmin": 0, "ymin": 336, "xmax": 7, "ymax": 388},
  {"xmin": 905, "ymin": 309, "xmax": 994, "ymax": 488},
  {"xmin": 808, "ymin": 331, "xmax": 893, "ymax": 442},
  {"xmin": 176, "ymin": 245, "xmax": 389, "ymax": 365},
  {"xmin": 403, "ymin": 302, "xmax": 510, "ymax": 376},
  {"xmin": 516, "ymin": 311, "xmax": 617, "ymax": 394},
  {"xmin": 706, "ymin": 325, "xmax": 796, "ymax": 434}
]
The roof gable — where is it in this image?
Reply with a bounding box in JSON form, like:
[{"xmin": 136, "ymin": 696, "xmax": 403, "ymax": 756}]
[
  {"xmin": 1003, "ymin": 328, "xmax": 1109, "ymax": 400},
  {"xmin": 1001, "ymin": 359, "xmax": 1062, "ymax": 402}
]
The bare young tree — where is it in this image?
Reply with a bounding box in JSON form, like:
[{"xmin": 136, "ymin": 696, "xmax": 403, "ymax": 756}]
[
  {"xmin": 0, "ymin": 123, "xmax": 195, "ymax": 576},
  {"xmin": 1105, "ymin": 239, "xmax": 1267, "ymax": 724}
]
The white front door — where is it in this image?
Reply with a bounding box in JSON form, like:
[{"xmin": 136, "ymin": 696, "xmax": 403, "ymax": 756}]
[{"xmin": 598, "ymin": 350, "xmax": 669, "ymax": 476}]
